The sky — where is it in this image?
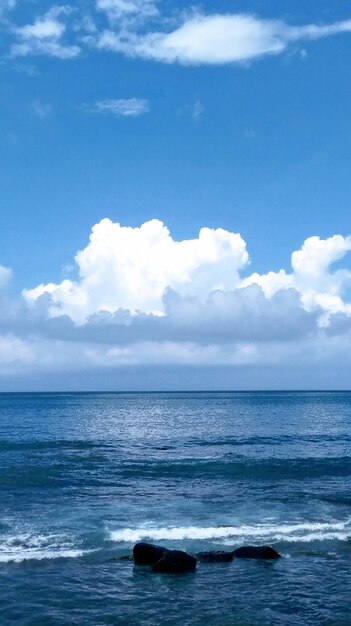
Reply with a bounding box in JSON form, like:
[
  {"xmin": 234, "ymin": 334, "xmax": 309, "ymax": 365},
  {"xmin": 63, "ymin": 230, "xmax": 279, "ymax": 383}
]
[{"xmin": 1, "ymin": 0, "xmax": 351, "ymax": 390}]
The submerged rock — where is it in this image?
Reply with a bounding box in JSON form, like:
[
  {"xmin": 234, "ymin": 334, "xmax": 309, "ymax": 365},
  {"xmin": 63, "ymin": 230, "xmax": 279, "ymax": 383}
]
[
  {"xmin": 197, "ymin": 550, "xmax": 234, "ymax": 562},
  {"xmin": 232, "ymin": 545, "xmax": 281, "ymax": 560},
  {"xmin": 152, "ymin": 550, "xmax": 197, "ymax": 574},
  {"xmin": 133, "ymin": 542, "xmax": 169, "ymax": 565}
]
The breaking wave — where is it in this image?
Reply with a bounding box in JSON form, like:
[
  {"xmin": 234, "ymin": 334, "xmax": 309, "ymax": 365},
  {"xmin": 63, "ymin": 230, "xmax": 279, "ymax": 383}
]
[
  {"xmin": 0, "ymin": 532, "xmax": 87, "ymax": 563},
  {"xmin": 110, "ymin": 518, "xmax": 351, "ymax": 545}
]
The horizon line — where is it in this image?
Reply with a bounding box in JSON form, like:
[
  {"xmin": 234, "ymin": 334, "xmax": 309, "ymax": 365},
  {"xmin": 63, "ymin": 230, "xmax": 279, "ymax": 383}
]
[{"xmin": 1, "ymin": 389, "xmax": 351, "ymax": 394}]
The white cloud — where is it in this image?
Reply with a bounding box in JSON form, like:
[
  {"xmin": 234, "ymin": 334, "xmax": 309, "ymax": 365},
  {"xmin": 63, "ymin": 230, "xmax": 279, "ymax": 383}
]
[
  {"xmin": 93, "ymin": 97, "xmax": 150, "ymax": 117},
  {"xmin": 11, "ymin": 5, "xmax": 81, "ymax": 59},
  {"xmin": 15, "ymin": 10, "xmax": 66, "ymax": 40},
  {"xmin": 12, "ymin": 41, "xmax": 80, "ymax": 58},
  {"xmin": 23, "ymin": 218, "xmax": 249, "ymax": 323},
  {"xmin": 97, "ymin": 13, "xmax": 351, "ymax": 65},
  {"xmin": 20, "ymin": 219, "xmax": 351, "ymax": 353},
  {"xmin": 242, "ymin": 269, "xmax": 294, "ymax": 297},
  {"xmin": 96, "ymin": 0, "xmax": 158, "ymax": 21},
  {"xmin": 21, "ymin": 217, "xmax": 351, "ymax": 336},
  {"xmin": 244, "ymin": 235, "xmax": 351, "ymax": 322},
  {"xmin": 3, "ymin": 5, "xmax": 351, "ymax": 65},
  {"xmin": 0, "ymin": 265, "xmax": 12, "ymax": 289},
  {"xmin": 292, "ymin": 234, "xmax": 351, "ymax": 284},
  {"xmin": 1, "ymin": 219, "xmax": 351, "ymax": 387}
]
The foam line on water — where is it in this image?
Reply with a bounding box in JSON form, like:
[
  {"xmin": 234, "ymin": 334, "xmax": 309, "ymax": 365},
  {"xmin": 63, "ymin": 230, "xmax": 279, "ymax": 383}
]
[
  {"xmin": 0, "ymin": 533, "xmax": 88, "ymax": 563},
  {"xmin": 110, "ymin": 518, "xmax": 351, "ymax": 544},
  {"xmin": 0, "ymin": 549, "xmax": 85, "ymax": 563}
]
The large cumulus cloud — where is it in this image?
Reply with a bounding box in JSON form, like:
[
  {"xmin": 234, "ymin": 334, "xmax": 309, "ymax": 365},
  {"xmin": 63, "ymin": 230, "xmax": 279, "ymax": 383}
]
[
  {"xmin": 1, "ymin": 218, "xmax": 351, "ymax": 387},
  {"xmin": 23, "ymin": 219, "xmax": 351, "ymax": 326},
  {"xmin": 23, "ymin": 218, "xmax": 249, "ymax": 323}
]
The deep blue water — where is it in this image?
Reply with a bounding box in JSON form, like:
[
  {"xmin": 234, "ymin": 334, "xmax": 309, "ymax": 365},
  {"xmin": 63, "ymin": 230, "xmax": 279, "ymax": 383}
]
[{"xmin": 0, "ymin": 391, "xmax": 350, "ymax": 625}]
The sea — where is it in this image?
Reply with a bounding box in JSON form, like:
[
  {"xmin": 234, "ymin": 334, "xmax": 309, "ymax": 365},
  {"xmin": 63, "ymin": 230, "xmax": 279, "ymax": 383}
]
[{"xmin": 0, "ymin": 391, "xmax": 350, "ymax": 626}]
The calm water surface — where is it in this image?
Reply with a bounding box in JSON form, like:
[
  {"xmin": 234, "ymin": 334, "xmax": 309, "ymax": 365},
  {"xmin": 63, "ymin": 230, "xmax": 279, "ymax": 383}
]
[{"xmin": 0, "ymin": 392, "xmax": 350, "ymax": 625}]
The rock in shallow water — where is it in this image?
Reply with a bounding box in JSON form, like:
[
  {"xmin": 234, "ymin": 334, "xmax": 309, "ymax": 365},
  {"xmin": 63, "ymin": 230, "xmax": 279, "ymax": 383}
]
[
  {"xmin": 133, "ymin": 542, "xmax": 169, "ymax": 565},
  {"xmin": 232, "ymin": 545, "xmax": 281, "ymax": 560},
  {"xmin": 152, "ymin": 550, "xmax": 197, "ymax": 573},
  {"xmin": 197, "ymin": 550, "xmax": 234, "ymax": 562}
]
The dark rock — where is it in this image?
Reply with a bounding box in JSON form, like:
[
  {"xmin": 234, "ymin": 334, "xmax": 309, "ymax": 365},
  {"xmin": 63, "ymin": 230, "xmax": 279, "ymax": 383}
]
[
  {"xmin": 152, "ymin": 550, "xmax": 197, "ymax": 574},
  {"xmin": 133, "ymin": 542, "xmax": 169, "ymax": 565},
  {"xmin": 232, "ymin": 545, "xmax": 281, "ymax": 560},
  {"xmin": 197, "ymin": 550, "xmax": 234, "ymax": 562}
]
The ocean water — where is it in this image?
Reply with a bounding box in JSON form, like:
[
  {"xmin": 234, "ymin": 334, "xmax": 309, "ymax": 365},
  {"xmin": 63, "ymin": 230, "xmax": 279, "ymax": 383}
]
[{"xmin": 0, "ymin": 391, "xmax": 350, "ymax": 626}]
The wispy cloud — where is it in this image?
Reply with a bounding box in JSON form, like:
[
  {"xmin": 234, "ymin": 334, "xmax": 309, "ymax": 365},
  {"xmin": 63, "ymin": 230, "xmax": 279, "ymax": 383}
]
[
  {"xmin": 2, "ymin": 4, "xmax": 351, "ymax": 65},
  {"xmin": 32, "ymin": 100, "xmax": 52, "ymax": 118},
  {"xmin": 96, "ymin": 0, "xmax": 159, "ymax": 23},
  {"xmin": 192, "ymin": 100, "xmax": 204, "ymax": 120},
  {"xmin": 92, "ymin": 97, "xmax": 150, "ymax": 117},
  {"xmin": 0, "ymin": 0, "xmax": 16, "ymax": 17},
  {"xmin": 11, "ymin": 5, "xmax": 80, "ymax": 59},
  {"xmin": 97, "ymin": 13, "xmax": 351, "ymax": 65},
  {"xmin": 0, "ymin": 265, "xmax": 12, "ymax": 289}
]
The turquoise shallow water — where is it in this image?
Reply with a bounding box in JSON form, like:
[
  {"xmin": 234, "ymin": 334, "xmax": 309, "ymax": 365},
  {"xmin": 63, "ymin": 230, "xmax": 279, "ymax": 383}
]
[{"xmin": 0, "ymin": 391, "xmax": 350, "ymax": 625}]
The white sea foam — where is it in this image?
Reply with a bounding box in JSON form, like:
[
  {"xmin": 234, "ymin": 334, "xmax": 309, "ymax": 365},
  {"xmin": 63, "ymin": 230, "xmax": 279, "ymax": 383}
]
[
  {"xmin": 0, "ymin": 549, "xmax": 85, "ymax": 563},
  {"xmin": 0, "ymin": 533, "xmax": 87, "ymax": 563},
  {"xmin": 109, "ymin": 518, "xmax": 351, "ymax": 545}
]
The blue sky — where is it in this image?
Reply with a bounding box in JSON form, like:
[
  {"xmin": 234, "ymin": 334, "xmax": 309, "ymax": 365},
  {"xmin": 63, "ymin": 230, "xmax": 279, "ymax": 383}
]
[{"xmin": 1, "ymin": 0, "xmax": 351, "ymax": 389}]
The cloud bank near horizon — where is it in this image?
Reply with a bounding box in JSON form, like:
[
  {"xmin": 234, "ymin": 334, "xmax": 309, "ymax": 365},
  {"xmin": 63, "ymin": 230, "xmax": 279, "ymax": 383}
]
[
  {"xmin": 2, "ymin": 2, "xmax": 351, "ymax": 66},
  {"xmin": 1, "ymin": 218, "xmax": 351, "ymax": 386}
]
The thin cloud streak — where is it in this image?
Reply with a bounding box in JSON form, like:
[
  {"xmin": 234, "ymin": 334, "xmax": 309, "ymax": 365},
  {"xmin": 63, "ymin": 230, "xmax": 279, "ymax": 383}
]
[{"xmin": 92, "ymin": 97, "xmax": 150, "ymax": 117}]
